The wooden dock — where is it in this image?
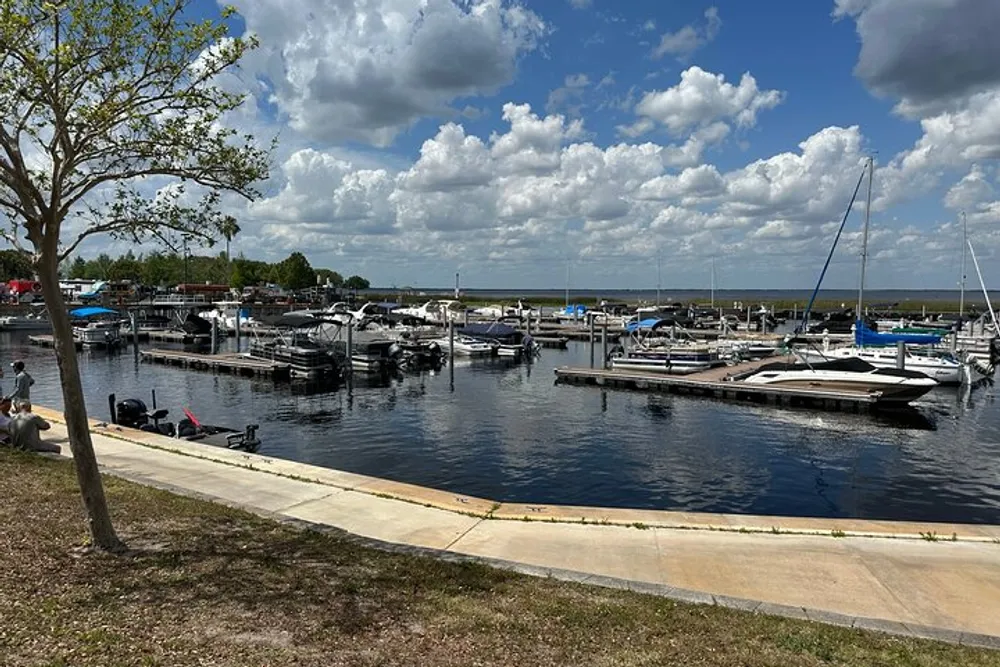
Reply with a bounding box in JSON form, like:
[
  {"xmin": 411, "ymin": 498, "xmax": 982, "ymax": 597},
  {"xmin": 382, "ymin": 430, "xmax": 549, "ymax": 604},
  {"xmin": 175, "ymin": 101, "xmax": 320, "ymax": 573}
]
[
  {"xmin": 140, "ymin": 349, "xmax": 291, "ymax": 380},
  {"xmin": 554, "ymin": 357, "xmax": 882, "ymax": 413},
  {"xmin": 532, "ymin": 336, "xmax": 569, "ymax": 349}
]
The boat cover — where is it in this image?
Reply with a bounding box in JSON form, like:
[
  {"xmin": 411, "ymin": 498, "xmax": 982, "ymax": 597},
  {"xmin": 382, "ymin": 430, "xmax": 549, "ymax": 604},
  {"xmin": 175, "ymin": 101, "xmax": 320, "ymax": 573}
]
[
  {"xmin": 70, "ymin": 306, "xmax": 119, "ymax": 318},
  {"xmin": 459, "ymin": 322, "xmax": 519, "ymax": 337},
  {"xmin": 855, "ymin": 320, "xmax": 941, "ymax": 346}
]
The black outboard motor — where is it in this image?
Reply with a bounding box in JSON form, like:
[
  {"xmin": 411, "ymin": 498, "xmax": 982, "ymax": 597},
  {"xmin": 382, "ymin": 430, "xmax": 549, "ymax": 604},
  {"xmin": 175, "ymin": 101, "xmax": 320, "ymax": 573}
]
[{"xmin": 115, "ymin": 398, "xmax": 149, "ymax": 429}]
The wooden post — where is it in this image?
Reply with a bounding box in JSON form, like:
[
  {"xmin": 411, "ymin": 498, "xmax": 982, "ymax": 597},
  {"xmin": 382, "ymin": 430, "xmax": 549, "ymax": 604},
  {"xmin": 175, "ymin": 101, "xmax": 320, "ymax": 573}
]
[
  {"xmin": 601, "ymin": 318, "xmax": 609, "ymax": 369},
  {"xmin": 210, "ymin": 318, "xmax": 219, "ymax": 355},
  {"xmin": 589, "ymin": 315, "xmax": 596, "ymax": 368},
  {"xmin": 449, "ymin": 319, "xmax": 455, "ymax": 360},
  {"xmin": 234, "ymin": 304, "xmax": 241, "ymax": 352},
  {"xmin": 130, "ymin": 311, "xmax": 139, "ymax": 361},
  {"xmin": 346, "ymin": 319, "xmax": 353, "ymax": 375},
  {"xmin": 896, "ymin": 340, "xmax": 905, "ymax": 369}
]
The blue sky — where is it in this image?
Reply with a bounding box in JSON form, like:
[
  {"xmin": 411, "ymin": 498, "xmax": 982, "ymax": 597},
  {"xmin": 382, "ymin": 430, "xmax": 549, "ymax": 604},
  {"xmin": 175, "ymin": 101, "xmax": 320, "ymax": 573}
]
[{"xmin": 89, "ymin": 0, "xmax": 1000, "ymax": 289}]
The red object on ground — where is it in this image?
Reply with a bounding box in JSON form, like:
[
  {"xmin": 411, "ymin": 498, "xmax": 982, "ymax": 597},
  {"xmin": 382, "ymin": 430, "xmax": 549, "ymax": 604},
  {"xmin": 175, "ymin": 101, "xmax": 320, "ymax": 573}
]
[{"xmin": 183, "ymin": 407, "xmax": 202, "ymax": 428}]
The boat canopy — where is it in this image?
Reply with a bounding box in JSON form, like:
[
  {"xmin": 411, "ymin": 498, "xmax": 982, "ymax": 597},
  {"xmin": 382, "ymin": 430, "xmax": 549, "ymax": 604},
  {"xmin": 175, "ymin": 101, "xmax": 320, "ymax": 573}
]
[
  {"xmin": 855, "ymin": 320, "xmax": 941, "ymax": 346},
  {"xmin": 275, "ymin": 312, "xmax": 341, "ymax": 328},
  {"xmin": 558, "ymin": 304, "xmax": 588, "ymax": 316},
  {"xmin": 70, "ymin": 306, "xmax": 118, "ymax": 318}
]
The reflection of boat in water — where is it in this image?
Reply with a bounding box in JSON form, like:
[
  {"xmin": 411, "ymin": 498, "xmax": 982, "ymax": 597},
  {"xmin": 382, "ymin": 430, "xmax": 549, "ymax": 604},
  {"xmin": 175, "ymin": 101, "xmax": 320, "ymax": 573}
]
[{"xmin": 108, "ymin": 393, "xmax": 261, "ymax": 452}]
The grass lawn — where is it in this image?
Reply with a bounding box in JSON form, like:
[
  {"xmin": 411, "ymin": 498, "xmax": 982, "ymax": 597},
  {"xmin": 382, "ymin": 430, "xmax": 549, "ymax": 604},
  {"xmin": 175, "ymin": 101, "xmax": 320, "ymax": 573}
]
[{"xmin": 1, "ymin": 449, "xmax": 996, "ymax": 667}]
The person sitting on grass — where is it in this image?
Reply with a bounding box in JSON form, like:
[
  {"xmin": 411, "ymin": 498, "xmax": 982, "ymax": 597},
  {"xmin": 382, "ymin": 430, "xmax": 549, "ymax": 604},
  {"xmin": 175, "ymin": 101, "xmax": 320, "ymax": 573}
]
[
  {"xmin": 9, "ymin": 401, "xmax": 60, "ymax": 454},
  {"xmin": 0, "ymin": 397, "xmax": 12, "ymax": 446}
]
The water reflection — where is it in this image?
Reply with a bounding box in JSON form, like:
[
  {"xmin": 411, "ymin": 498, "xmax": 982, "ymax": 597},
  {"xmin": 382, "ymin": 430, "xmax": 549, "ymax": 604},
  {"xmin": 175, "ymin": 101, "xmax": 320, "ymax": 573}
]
[{"xmin": 8, "ymin": 331, "xmax": 999, "ymax": 524}]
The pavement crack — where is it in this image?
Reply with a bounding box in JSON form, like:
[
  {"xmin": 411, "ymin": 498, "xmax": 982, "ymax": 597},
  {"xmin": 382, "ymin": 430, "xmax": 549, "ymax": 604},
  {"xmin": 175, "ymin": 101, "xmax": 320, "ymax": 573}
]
[{"xmin": 443, "ymin": 518, "xmax": 484, "ymax": 551}]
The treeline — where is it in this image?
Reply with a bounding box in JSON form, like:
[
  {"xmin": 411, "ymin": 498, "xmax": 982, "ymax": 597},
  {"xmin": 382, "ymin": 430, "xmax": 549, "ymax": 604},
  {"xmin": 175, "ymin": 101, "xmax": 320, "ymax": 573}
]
[{"xmin": 64, "ymin": 251, "xmax": 371, "ymax": 291}]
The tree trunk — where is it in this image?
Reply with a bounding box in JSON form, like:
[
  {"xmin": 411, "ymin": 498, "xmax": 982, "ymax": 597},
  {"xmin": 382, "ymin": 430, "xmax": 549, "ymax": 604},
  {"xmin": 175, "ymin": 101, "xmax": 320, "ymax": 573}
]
[{"xmin": 36, "ymin": 253, "xmax": 124, "ymax": 552}]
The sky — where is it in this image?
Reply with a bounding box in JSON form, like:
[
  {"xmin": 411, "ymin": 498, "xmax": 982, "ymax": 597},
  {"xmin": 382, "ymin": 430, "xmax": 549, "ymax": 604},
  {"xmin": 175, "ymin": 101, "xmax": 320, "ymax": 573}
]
[{"xmin": 84, "ymin": 0, "xmax": 1000, "ymax": 289}]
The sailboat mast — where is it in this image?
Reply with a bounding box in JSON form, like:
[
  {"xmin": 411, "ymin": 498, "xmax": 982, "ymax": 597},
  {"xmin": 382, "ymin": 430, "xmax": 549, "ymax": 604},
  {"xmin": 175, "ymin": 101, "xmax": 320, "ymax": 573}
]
[
  {"xmin": 856, "ymin": 156, "xmax": 874, "ymax": 324},
  {"xmin": 656, "ymin": 251, "xmax": 661, "ymax": 306},
  {"xmin": 565, "ymin": 259, "xmax": 570, "ymax": 309},
  {"xmin": 959, "ymin": 211, "xmax": 967, "ymax": 318},
  {"xmin": 968, "ymin": 240, "xmax": 999, "ymax": 332},
  {"xmin": 710, "ymin": 257, "xmax": 716, "ymax": 308}
]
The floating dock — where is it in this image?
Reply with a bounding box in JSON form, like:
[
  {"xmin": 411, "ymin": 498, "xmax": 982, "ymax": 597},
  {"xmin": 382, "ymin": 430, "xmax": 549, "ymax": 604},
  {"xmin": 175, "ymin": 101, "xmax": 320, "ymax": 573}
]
[
  {"xmin": 555, "ymin": 357, "xmax": 882, "ymax": 412},
  {"xmin": 532, "ymin": 336, "xmax": 569, "ymax": 349},
  {"xmin": 140, "ymin": 349, "xmax": 291, "ymax": 380}
]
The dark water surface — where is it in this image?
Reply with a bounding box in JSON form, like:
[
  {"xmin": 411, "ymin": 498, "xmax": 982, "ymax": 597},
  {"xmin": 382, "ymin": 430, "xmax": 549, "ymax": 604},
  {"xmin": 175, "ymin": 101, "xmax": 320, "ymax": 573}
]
[{"xmin": 8, "ymin": 332, "xmax": 1000, "ymax": 524}]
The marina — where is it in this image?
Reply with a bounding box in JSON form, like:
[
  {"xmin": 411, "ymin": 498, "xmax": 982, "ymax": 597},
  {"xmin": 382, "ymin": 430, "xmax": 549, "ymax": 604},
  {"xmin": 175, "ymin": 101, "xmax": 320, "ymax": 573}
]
[{"xmin": 7, "ymin": 328, "xmax": 1000, "ymax": 525}]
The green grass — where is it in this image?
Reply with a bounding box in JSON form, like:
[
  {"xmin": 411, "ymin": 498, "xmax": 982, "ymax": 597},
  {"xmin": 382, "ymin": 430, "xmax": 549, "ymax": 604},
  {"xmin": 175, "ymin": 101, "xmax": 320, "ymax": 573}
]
[{"xmin": 1, "ymin": 449, "xmax": 996, "ymax": 666}]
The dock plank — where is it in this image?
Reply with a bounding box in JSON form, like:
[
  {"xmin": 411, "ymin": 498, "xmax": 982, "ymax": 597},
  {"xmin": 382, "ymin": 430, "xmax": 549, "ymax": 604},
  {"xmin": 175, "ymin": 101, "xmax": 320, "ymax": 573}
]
[
  {"xmin": 140, "ymin": 348, "xmax": 291, "ymax": 380},
  {"xmin": 554, "ymin": 359, "xmax": 882, "ymax": 413}
]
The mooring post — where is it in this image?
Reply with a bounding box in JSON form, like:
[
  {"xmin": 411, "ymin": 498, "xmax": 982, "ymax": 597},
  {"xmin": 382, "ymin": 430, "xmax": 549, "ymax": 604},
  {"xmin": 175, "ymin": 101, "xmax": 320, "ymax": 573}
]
[
  {"xmin": 346, "ymin": 318, "xmax": 354, "ymax": 375},
  {"xmin": 601, "ymin": 318, "xmax": 609, "ymax": 369},
  {"xmin": 463, "ymin": 308, "xmax": 469, "ymax": 327},
  {"xmin": 210, "ymin": 318, "xmax": 219, "ymax": 355},
  {"xmin": 449, "ymin": 319, "xmax": 455, "ymax": 361},
  {"xmin": 130, "ymin": 311, "xmax": 139, "ymax": 361},
  {"xmin": 234, "ymin": 305, "xmax": 241, "ymax": 352},
  {"xmin": 589, "ymin": 315, "xmax": 596, "ymax": 368},
  {"xmin": 896, "ymin": 340, "xmax": 905, "ymax": 369}
]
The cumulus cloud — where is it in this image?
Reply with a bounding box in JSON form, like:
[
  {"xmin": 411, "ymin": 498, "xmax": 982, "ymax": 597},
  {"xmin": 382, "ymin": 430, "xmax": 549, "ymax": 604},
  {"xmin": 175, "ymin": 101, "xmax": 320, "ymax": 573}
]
[
  {"xmin": 546, "ymin": 73, "xmax": 590, "ymax": 116},
  {"xmin": 652, "ymin": 7, "xmax": 721, "ymax": 60},
  {"xmin": 230, "ymin": 0, "xmax": 545, "ymax": 146},
  {"xmin": 834, "ymin": 0, "xmax": 1000, "ymax": 115},
  {"xmin": 630, "ymin": 66, "xmax": 784, "ymax": 136}
]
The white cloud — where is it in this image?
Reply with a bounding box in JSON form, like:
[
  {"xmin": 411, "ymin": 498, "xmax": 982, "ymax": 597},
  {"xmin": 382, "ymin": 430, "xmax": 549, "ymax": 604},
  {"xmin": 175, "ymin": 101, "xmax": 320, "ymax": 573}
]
[
  {"xmin": 631, "ymin": 66, "xmax": 784, "ymax": 136},
  {"xmin": 652, "ymin": 7, "xmax": 721, "ymax": 60},
  {"xmin": 546, "ymin": 73, "xmax": 591, "ymax": 116},
  {"xmin": 568, "ymin": 0, "xmax": 591, "ymax": 8},
  {"xmin": 230, "ymin": 0, "xmax": 545, "ymax": 146}
]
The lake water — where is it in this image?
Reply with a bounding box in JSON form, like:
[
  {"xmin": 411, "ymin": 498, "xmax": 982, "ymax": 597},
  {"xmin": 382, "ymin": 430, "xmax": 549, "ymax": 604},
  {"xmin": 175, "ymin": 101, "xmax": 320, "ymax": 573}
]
[{"xmin": 7, "ymin": 331, "xmax": 1000, "ymax": 525}]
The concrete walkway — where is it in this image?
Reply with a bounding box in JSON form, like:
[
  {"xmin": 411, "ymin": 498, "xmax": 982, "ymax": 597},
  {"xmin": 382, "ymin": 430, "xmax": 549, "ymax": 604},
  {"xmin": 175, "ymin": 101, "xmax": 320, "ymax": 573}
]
[{"xmin": 34, "ymin": 407, "xmax": 1000, "ymax": 648}]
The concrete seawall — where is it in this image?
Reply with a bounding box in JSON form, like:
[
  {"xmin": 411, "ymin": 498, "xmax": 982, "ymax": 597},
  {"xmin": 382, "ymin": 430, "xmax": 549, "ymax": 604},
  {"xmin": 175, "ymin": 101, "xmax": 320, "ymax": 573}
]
[{"xmin": 34, "ymin": 405, "xmax": 1000, "ymax": 648}]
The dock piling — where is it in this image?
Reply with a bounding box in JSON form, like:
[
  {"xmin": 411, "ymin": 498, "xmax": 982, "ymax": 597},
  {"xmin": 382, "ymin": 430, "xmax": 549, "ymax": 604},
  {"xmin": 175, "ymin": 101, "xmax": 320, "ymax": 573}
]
[
  {"xmin": 234, "ymin": 306, "xmax": 241, "ymax": 351},
  {"xmin": 896, "ymin": 340, "xmax": 905, "ymax": 369},
  {"xmin": 588, "ymin": 315, "xmax": 595, "ymax": 369},
  {"xmin": 130, "ymin": 312, "xmax": 139, "ymax": 361},
  {"xmin": 346, "ymin": 320, "xmax": 353, "ymax": 375},
  {"xmin": 601, "ymin": 319, "xmax": 609, "ymax": 369},
  {"xmin": 210, "ymin": 318, "xmax": 219, "ymax": 355}
]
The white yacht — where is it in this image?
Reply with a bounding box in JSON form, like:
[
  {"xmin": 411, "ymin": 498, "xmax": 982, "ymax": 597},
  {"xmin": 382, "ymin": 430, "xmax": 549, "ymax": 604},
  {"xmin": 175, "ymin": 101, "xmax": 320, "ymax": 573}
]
[
  {"xmin": 396, "ymin": 300, "xmax": 465, "ymax": 324},
  {"xmin": 798, "ymin": 345, "xmax": 966, "ymax": 385},
  {"xmin": 433, "ymin": 335, "xmax": 495, "ymax": 357},
  {"xmin": 198, "ymin": 301, "xmax": 257, "ymax": 331},
  {"xmin": 742, "ymin": 358, "xmax": 938, "ymax": 404}
]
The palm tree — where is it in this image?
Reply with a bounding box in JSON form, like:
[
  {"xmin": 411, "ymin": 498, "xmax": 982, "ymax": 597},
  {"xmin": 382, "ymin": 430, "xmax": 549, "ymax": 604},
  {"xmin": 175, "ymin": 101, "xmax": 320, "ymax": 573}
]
[{"xmin": 220, "ymin": 216, "xmax": 241, "ymax": 286}]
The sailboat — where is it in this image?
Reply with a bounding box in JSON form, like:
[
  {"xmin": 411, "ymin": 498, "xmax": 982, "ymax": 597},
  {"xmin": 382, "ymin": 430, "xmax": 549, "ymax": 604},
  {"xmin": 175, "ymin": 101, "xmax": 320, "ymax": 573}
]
[
  {"xmin": 796, "ymin": 157, "xmax": 966, "ymax": 384},
  {"xmin": 743, "ymin": 157, "xmax": 939, "ymax": 402}
]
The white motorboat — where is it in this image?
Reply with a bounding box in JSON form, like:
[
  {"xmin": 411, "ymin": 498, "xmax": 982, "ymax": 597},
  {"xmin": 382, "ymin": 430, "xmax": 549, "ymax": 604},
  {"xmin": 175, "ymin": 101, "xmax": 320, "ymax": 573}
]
[
  {"xmin": 70, "ymin": 306, "xmax": 123, "ymax": 347},
  {"xmin": 0, "ymin": 310, "xmax": 51, "ymax": 331},
  {"xmin": 798, "ymin": 345, "xmax": 967, "ymax": 385},
  {"xmin": 198, "ymin": 301, "xmax": 257, "ymax": 331},
  {"xmin": 741, "ymin": 358, "xmax": 937, "ymax": 404},
  {"xmin": 395, "ymin": 299, "xmax": 465, "ymax": 324},
  {"xmin": 610, "ymin": 344, "xmax": 723, "ymax": 375},
  {"xmin": 433, "ymin": 335, "xmax": 495, "ymax": 356}
]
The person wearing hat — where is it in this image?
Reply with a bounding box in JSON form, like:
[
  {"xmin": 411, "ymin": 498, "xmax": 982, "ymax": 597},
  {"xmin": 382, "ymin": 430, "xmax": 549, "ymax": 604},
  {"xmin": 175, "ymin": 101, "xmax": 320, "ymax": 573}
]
[{"xmin": 6, "ymin": 360, "xmax": 34, "ymax": 408}]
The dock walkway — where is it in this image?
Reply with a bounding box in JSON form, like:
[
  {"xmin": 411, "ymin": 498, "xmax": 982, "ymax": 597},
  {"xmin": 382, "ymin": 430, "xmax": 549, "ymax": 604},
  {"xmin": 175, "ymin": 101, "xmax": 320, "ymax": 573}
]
[
  {"xmin": 33, "ymin": 408, "xmax": 1000, "ymax": 647},
  {"xmin": 555, "ymin": 357, "xmax": 883, "ymax": 412},
  {"xmin": 140, "ymin": 349, "xmax": 291, "ymax": 380}
]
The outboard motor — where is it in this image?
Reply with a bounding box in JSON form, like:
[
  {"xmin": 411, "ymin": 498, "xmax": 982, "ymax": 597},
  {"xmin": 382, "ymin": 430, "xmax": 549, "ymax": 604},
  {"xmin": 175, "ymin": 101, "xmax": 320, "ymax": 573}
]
[{"xmin": 115, "ymin": 398, "xmax": 149, "ymax": 429}]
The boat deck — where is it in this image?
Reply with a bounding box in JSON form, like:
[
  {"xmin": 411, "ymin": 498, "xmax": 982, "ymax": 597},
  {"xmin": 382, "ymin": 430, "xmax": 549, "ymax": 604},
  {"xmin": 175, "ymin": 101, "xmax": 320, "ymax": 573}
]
[
  {"xmin": 140, "ymin": 349, "xmax": 291, "ymax": 380},
  {"xmin": 555, "ymin": 356, "xmax": 886, "ymax": 412}
]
